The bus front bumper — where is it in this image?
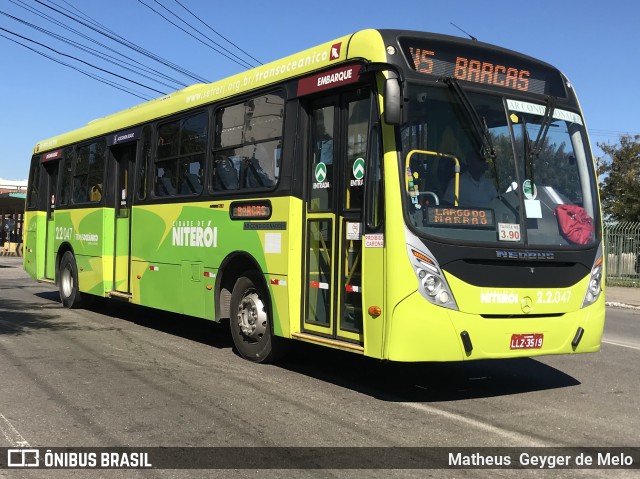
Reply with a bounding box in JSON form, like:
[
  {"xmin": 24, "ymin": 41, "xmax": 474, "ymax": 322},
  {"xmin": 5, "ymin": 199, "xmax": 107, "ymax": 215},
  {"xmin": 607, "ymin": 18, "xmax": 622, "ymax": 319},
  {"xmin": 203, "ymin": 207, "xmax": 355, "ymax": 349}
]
[{"xmin": 386, "ymin": 291, "xmax": 605, "ymax": 362}]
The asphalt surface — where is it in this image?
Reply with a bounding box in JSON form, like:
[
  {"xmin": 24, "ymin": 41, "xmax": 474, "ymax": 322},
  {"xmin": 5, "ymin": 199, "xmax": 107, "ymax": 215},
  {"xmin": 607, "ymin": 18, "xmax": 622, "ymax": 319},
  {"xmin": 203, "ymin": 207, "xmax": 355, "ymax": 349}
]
[{"xmin": 0, "ymin": 255, "xmax": 638, "ymax": 478}]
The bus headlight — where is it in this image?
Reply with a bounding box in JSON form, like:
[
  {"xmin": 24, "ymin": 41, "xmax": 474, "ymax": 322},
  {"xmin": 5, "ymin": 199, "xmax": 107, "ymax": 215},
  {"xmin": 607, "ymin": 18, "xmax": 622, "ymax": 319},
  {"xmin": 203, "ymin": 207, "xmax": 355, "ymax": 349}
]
[
  {"xmin": 409, "ymin": 246, "xmax": 458, "ymax": 310},
  {"xmin": 588, "ymin": 273, "xmax": 602, "ymax": 296},
  {"xmin": 422, "ymin": 273, "xmax": 440, "ymax": 295},
  {"xmin": 582, "ymin": 243, "xmax": 603, "ymax": 308}
]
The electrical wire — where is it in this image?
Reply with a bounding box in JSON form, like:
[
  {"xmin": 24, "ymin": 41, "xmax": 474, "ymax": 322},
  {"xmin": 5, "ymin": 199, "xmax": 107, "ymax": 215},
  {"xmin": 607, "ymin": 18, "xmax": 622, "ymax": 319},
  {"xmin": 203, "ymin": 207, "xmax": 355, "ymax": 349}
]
[
  {"xmin": 156, "ymin": 0, "xmax": 258, "ymax": 68},
  {"xmin": 9, "ymin": 0, "xmax": 190, "ymax": 88},
  {"xmin": 32, "ymin": 0, "xmax": 209, "ymax": 83},
  {"xmin": 173, "ymin": 0, "xmax": 262, "ymax": 66},
  {"xmin": 0, "ymin": 26, "xmax": 167, "ymax": 95},
  {"xmin": 0, "ymin": 31, "xmax": 153, "ymax": 100},
  {"xmin": 6, "ymin": 0, "xmax": 264, "ymax": 94},
  {"xmin": 0, "ymin": 10, "xmax": 178, "ymax": 91},
  {"xmin": 589, "ymin": 128, "xmax": 638, "ymax": 138},
  {"xmin": 138, "ymin": 0, "xmax": 254, "ymax": 70}
]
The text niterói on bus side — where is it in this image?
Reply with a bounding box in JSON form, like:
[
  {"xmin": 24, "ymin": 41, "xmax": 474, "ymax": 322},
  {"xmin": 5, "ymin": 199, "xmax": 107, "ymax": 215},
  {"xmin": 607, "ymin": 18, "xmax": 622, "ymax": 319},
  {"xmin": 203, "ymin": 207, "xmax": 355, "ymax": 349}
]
[{"xmin": 172, "ymin": 221, "xmax": 218, "ymax": 248}]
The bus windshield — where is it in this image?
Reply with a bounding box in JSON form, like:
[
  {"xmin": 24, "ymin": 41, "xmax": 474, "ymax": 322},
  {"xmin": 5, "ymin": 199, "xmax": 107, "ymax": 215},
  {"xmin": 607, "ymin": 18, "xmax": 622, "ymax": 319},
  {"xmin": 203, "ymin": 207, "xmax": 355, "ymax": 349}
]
[{"xmin": 401, "ymin": 83, "xmax": 599, "ymax": 247}]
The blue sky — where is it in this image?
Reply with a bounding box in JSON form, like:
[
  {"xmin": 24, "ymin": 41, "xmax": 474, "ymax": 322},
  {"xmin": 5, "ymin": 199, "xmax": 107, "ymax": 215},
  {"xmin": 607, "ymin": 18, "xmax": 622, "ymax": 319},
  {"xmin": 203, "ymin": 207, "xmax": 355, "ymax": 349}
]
[{"xmin": 0, "ymin": 0, "xmax": 637, "ymax": 181}]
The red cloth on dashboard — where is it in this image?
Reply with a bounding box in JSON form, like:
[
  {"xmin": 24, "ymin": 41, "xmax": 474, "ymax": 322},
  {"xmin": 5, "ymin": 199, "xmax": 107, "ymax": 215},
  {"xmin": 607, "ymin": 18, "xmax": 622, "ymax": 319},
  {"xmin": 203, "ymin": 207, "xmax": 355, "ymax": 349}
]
[{"xmin": 555, "ymin": 204, "xmax": 594, "ymax": 245}]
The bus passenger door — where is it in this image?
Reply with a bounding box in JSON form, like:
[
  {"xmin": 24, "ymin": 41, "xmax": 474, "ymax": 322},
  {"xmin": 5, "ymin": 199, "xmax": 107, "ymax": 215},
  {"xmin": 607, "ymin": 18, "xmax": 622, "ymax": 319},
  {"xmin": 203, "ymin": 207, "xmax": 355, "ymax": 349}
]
[
  {"xmin": 303, "ymin": 89, "xmax": 371, "ymax": 346},
  {"xmin": 111, "ymin": 143, "xmax": 136, "ymax": 294},
  {"xmin": 43, "ymin": 160, "xmax": 59, "ymax": 280}
]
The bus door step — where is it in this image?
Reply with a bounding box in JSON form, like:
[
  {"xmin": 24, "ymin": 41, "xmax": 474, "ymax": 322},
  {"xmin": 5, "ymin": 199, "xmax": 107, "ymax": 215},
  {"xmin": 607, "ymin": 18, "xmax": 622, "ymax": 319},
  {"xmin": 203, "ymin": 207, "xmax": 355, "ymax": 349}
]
[
  {"xmin": 108, "ymin": 290, "xmax": 132, "ymax": 301},
  {"xmin": 292, "ymin": 332, "xmax": 364, "ymax": 354}
]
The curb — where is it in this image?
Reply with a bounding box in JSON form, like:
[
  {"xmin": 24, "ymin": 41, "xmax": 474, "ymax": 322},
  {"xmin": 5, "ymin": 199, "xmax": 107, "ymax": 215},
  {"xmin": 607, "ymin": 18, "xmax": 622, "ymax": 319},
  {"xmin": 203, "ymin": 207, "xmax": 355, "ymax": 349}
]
[{"xmin": 605, "ymin": 301, "xmax": 640, "ymax": 311}]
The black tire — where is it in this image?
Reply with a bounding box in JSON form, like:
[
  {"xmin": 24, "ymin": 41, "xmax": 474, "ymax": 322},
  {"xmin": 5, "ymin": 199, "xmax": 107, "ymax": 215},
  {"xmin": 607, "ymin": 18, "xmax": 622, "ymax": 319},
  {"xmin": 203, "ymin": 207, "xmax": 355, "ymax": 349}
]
[
  {"xmin": 58, "ymin": 251, "xmax": 84, "ymax": 308},
  {"xmin": 229, "ymin": 271, "xmax": 288, "ymax": 363}
]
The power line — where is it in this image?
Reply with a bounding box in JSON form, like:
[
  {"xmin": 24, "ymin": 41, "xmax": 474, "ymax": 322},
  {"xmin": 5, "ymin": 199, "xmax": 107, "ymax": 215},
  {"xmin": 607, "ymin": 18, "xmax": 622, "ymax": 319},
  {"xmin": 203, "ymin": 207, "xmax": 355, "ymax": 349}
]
[
  {"xmin": 589, "ymin": 129, "xmax": 638, "ymax": 136},
  {"xmin": 0, "ymin": 10, "xmax": 178, "ymax": 92},
  {"xmin": 0, "ymin": 26, "xmax": 167, "ymax": 95},
  {"xmin": 47, "ymin": 0, "xmax": 192, "ymax": 87},
  {"xmin": 138, "ymin": 0, "xmax": 255, "ymax": 70},
  {"xmin": 172, "ymin": 0, "xmax": 262, "ymax": 66},
  {"xmin": 153, "ymin": 0, "xmax": 258, "ymax": 68},
  {"xmin": 32, "ymin": 0, "xmax": 209, "ymax": 83},
  {"xmin": 9, "ymin": 0, "xmax": 190, "ymax": 88},
  {"xmin": 0, "ymin": 31, "xmax": 152, "ymax": 101},
  {"xmin": 5, "ymin": 0, "xmax": 263, "ymax": 97},
  {"xmin": 56, "ymin": 0, "xmax": 123, "ymax": 39}
]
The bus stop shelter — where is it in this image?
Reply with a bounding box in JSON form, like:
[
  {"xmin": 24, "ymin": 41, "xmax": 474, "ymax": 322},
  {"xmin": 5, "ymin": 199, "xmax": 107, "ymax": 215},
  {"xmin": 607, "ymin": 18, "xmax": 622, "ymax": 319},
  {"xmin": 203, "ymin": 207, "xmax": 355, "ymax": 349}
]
[{"xmin": 0, "ymin": 192, "xmax": 25, "ymax": 256}]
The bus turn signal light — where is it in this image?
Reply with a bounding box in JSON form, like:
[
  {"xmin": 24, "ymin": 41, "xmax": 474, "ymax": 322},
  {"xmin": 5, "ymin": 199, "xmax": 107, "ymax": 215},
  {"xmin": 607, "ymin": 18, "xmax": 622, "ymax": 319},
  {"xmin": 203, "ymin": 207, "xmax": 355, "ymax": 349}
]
[{"xmin": 368, "ymin": 306, "xmax": 382, "ymax": 317}]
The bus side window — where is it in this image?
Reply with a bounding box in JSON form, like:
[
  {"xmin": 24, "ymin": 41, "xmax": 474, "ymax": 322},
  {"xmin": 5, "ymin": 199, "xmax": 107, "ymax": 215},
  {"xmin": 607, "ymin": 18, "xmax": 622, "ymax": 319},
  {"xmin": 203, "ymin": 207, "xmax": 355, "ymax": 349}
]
[
  {"xmin": 179, "ymin": 159, "xmax": 204, "ymax": 194},
  {"xmin": 155, "ymin": 112, "xmax": 207, "ymax": 197},
  {"xmin": 366, "ymin": 125, "xmax": 384, "ymax": 230},
  {"xmin": 310, "ymin": 105, "xmax": 334, "ymax": 211},
  {"xmin": 59, "ymin": 147, "xmax": 74, "ymax": 206},
  {"xmin": 26, "ymin": 157, "xmax": 40, "ymax": 209},
  {"xmin": 88, "ymin": 141, "xmax": 105, "ymax": 203},
  {"xmin": 73, "ymin": 140, "xmax": 105, "ymax": 204},
  {"xmin": 155, "ymin": 162, "xmax": 176, "ymax": 196},
  {"xmin": 344, "ymin": 94, "xmax": 370, "ymax": 210},
  {"xmin": 213, "ymin": 156, "xmax": 239, "ymax": 190},
  {"xmin": 137, "ymin": 126, "xmax": 151, "ymax": 200},
  {"xmin": 89, "ymin": 184, "xmax": 102, "ymax": 202},
  {"xmin": 212, "ymin": 92, "xmax": 284, "ymax": 193},
  {"xmin": 73, "ymin": 148, "xmax": 89, "ymax": 202}
]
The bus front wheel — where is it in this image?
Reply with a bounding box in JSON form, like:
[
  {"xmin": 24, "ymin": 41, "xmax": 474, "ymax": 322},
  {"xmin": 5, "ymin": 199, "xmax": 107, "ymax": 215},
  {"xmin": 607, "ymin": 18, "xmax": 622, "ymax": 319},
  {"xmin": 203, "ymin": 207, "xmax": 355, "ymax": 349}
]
[
  {"xmin": 230, "ymin": 272, "xmax": 285, "ymax": 363},
  {"xmin": 58, "ymin": 251, "xmax": 84, "ymax": 309}
]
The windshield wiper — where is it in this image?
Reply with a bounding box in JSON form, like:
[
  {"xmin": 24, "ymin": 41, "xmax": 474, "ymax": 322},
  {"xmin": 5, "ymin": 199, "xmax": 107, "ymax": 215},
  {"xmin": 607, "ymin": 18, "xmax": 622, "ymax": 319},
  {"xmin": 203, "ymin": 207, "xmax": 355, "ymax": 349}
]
[
  {"xmin": 521, "ymin": 96, "xmax": 556, "ymax": 184},
  {"xmin": 442, "ymin": 77, "xmax": 501, "ymax": 194},
  {"xmin": 521, "ymin": 115, "xmax": 533, "ymax": 182},
  {"xmin": 531, "ymin": 96, "xmax": 557, "ymax": 157}
]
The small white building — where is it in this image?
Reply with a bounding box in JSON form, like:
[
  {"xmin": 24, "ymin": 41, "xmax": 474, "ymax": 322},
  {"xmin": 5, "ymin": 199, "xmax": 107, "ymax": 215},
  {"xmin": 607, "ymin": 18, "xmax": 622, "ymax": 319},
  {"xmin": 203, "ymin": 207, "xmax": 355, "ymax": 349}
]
[
  {"xmin": 0, "ymin": 178, "xmax": 27, "ymax": 253},
  {"xmin": 0, "ymin": 178, "xmax": 27, "ymax": 194}
]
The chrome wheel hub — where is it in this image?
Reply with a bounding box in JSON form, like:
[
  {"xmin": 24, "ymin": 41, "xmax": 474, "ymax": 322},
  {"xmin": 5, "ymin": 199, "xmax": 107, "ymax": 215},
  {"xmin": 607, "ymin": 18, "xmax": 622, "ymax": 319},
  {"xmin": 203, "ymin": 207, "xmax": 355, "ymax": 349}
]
[
  {"xmin": 236, "ymin": 290, "xmax": 267, "ymax": 341},
  {"xmin": 61, "ymin": 265, "xmax": 74, "ymax": 298}
]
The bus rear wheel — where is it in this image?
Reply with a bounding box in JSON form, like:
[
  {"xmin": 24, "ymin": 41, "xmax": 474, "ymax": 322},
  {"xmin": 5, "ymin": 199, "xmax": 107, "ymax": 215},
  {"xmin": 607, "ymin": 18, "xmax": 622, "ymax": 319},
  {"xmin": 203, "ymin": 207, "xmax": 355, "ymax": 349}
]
[
  {"xmin": 230, "ymin": 272, "xmax": 286, "ymax": 363},
  {"xmin": 58, "ymin": 251, "xmax": 84, "ymax": 309}
]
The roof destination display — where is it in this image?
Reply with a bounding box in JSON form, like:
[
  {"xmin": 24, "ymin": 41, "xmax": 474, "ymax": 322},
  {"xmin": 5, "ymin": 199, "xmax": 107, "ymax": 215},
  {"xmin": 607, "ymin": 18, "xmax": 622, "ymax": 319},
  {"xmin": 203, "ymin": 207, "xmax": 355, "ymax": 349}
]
[{"xmin": 399, "ymin": 37, "xmax": 566, "ymax": 97}]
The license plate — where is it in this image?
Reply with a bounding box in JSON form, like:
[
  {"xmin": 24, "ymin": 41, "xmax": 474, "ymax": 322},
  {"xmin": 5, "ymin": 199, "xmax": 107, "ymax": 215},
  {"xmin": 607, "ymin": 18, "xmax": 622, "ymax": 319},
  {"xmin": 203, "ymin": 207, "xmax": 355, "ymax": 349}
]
[{"xmin": 510, "ymin": 333, "xmax": 543, "ymax": 350}]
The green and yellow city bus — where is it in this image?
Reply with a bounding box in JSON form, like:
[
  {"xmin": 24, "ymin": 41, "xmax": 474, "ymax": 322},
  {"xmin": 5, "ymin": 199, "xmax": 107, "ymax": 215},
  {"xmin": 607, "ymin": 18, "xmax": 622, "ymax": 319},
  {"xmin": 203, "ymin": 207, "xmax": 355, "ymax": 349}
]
[{"xmin": 24, "ymin": 29, "xmax": 605, "ymax": 363}]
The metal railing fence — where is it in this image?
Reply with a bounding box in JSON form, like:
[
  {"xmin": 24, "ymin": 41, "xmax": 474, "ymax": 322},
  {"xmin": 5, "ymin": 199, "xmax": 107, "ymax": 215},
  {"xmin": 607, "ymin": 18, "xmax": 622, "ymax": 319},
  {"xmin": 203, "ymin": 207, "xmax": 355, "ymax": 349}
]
[{"xmin": 604, "ymin": 222, "xmax": 640, "ymax": 287}]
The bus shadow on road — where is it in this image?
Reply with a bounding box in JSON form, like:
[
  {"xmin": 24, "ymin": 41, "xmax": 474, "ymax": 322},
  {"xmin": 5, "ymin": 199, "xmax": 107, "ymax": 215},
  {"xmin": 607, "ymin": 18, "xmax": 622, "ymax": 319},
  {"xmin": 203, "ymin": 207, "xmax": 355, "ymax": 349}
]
[
  {"xmin": 33, "ymin": 290, "xmax": 234, "ymax": 350},
  {"xmin": 30, "ymin": 291, "xmax": 580, "ymax": 401},
  {"xmin": 279, "ymin": 342, "xmax": 581, "ymax": 402},
  {"xmin": 0, "ymin": 295, "xmax": 69, "ymax": 335},
  {"xmin": 93, "ymin": 300, "xmax": 235, "ymax": 350}
]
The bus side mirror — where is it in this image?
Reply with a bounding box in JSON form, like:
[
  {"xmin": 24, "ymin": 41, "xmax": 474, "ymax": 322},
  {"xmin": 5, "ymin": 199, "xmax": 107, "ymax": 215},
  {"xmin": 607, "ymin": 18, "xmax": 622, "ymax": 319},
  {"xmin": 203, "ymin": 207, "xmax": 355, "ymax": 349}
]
[{"xmin": 384, "ymin": 77, "xmax": 403, "ymax": 126}]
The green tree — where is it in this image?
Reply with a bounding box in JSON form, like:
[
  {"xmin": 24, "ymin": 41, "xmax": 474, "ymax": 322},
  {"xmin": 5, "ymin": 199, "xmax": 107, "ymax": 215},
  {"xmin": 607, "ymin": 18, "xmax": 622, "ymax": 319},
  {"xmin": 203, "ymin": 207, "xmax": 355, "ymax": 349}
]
[{"xmin": 598, "ymin": 135, "xmax": 640, "ymax": 221}]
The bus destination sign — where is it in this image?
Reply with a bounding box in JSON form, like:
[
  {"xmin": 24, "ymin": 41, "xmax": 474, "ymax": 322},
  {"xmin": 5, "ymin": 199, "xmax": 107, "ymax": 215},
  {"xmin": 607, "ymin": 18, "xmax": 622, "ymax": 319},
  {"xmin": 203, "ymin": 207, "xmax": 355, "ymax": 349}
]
[
  {"xmin": 425, "ymin": 206, "xmax": 495, "ymax": 228},
  {"xmin": 399, "ymin": 38, "xmax": 565, "ymax": 97},
  {"xmin": 230, "ymin": 200, "xmax": 272, "ymax": 220}
]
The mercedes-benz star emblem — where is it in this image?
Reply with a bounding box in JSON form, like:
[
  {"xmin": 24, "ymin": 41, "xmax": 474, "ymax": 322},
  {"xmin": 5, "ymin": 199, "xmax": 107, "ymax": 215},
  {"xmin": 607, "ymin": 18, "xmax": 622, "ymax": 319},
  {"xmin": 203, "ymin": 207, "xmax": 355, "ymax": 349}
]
[{"xmin": 521, "ymin": 296, "xmax": 533, "ymax": 314}]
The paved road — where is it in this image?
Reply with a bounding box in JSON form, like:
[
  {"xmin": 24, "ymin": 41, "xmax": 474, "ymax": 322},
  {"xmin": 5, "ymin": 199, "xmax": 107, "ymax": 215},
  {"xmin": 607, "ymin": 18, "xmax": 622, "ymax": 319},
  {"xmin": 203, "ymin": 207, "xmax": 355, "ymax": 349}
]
[{"xmin": 0, "ymin": 256, "xmax": 638, "ymax": 478}]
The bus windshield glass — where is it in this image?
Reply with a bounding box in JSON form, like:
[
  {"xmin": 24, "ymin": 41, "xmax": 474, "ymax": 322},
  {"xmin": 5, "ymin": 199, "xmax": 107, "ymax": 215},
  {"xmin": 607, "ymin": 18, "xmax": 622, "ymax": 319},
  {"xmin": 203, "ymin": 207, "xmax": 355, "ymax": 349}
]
[{"xmin": 401, "ymin": 83, "xmax": 599, "ymax": 247}]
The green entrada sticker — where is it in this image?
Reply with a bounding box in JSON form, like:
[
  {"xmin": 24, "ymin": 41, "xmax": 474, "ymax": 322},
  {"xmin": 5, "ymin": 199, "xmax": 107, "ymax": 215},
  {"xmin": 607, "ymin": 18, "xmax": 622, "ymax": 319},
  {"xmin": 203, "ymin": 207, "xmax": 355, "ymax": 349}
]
[
  {"xmin": 315, "ymin": 162, "xmax": 327, "ymax": 182},
  {"xmin": 353, "ymin": 158, "xmax": 365, "ymax": 179},
  {"xmin": 313, "ymin": 162, "xmax": 330, "ymax": 189},
  {"xmin": 350, "ymin": 158, "xmax": 365, "ymax": 187}
]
